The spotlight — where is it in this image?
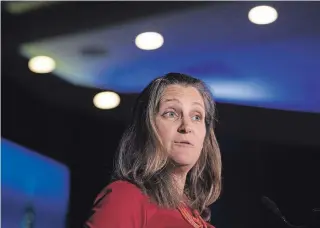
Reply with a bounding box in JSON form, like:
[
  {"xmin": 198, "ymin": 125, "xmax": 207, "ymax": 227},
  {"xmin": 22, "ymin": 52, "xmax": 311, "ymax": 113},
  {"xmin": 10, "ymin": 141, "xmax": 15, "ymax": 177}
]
[
  {"xmin": 248, "ymin": 5, "xmax": 278, "ymax": 25},
  {"xmin": 93, "ymin": 91, "xmax": 120, "ymax": 110},
  {"xmin": 135, "ymin": 32, "xmax": 164, "ymax": 50}
]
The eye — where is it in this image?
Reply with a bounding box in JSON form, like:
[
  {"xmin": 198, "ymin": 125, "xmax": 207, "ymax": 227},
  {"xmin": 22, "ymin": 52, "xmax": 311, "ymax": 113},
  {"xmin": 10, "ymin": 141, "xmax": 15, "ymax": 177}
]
[
  {"xmin": 163, "ymin": 111, "xmax": 177, "ymax": 119},
  {"xmin": 192, "ymin": 115, "xmax": 202, "ymax": 122}
]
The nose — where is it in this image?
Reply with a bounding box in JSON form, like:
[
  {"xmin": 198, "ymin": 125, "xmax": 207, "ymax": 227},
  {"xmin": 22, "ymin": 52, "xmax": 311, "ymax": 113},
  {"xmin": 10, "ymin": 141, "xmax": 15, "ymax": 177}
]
[{"xmin": 177, "ymin": 117, "xmax": 192, "ymax": 134}]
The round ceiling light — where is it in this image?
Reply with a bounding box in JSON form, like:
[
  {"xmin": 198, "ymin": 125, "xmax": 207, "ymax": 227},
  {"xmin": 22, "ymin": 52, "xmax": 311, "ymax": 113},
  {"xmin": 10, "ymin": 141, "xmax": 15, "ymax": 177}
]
[
  {"xmin": 248, "ymin": 5, "xmax": 278, "ymax": 25},
  {"xmin": 28, "ymin": 56, "xmax": 56, "ymax": 73},
  {"xmin": 93, "ymin": 91, "xmax": 121, "ymax": 110},
  {"xmin": 135, "ymin": 32, "xmax": 164, "ymax": 50}
]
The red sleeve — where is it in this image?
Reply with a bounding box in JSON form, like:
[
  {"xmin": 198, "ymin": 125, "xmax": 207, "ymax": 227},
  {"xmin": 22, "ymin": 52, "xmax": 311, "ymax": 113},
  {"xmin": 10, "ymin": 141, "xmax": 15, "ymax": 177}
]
[{"xmin": 85, "ymin": 181, "xmax": 148, "ymax": 228}]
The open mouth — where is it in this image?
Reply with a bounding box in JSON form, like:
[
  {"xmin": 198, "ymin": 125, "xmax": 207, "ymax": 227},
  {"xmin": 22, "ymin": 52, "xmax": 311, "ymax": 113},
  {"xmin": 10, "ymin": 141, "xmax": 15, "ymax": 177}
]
[{"xmin": 174, "ymin": 141, "xmax": 193, "ymax": 146}]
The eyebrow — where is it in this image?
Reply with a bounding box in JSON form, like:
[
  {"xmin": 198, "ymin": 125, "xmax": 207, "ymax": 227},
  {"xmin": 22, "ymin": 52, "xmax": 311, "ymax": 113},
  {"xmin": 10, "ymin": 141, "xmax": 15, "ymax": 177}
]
[{"xmin": 163, "ymin": 98, "xmax": 204, "ymax": 109}]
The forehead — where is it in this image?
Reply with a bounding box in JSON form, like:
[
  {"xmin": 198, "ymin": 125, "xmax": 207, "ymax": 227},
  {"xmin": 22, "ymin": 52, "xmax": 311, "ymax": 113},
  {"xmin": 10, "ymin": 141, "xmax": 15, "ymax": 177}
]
[{"xmin": 160, "ymin": 85, "xmax": 204, "ymax": 105}]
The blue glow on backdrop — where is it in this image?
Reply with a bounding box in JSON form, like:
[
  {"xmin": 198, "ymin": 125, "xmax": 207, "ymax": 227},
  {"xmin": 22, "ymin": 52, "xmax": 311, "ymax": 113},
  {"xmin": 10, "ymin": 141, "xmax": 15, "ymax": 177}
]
[
  {"xmin": 19, "ymin": 2, "xmax": 320, "ymax": 113},
  {"xmin": 1, "ymin": 138, "xmax": 70, "ymax": 228}
]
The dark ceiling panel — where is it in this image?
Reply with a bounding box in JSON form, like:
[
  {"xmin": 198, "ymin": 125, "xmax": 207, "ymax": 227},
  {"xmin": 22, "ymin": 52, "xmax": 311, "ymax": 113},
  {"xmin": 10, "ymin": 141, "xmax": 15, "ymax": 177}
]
[{"xmin": 2, "ymin": 2, "xmax": 213, "ymax": 43}]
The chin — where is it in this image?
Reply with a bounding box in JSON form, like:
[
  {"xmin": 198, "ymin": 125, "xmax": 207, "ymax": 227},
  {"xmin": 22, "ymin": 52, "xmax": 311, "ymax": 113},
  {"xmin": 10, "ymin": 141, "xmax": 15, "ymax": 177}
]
[
  {"xmin": 170, "ymin": 155, "xmax": 196, "ymax": 167},
  {"xmin": 169, "ymin": 148, "xmax": 199, "ymax": 167}
]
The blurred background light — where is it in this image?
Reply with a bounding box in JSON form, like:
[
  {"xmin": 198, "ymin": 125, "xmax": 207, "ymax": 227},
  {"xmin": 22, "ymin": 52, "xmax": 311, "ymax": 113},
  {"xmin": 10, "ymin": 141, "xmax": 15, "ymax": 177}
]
[
  {"xmin": 248, "ymin": 5, "xmax": 278, "ymax": 25},
  {"xmin": 93, "ymin": 91, "xmax": 120, "ymax": 110},
  {"xmin": 135, "ymin": 32, "xmax": 164, "ymax": 50},
  {"xmin": 28, "ymin": 56, "xmax": 56, "ymax": 74}
]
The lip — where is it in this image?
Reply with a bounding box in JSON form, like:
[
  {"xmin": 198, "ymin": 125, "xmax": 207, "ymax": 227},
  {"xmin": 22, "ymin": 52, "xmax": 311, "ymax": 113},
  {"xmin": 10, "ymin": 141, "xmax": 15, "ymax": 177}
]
[{"xmin": 174, "ymin": 140, "xmax": 194, "ymax": 147}]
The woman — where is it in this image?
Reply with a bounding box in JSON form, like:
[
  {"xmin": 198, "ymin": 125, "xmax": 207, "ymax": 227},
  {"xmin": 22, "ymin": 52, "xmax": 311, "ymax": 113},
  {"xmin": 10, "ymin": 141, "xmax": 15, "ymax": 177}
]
[{"xmin": 85, "ymin": 73, "xmax": 222, "ymax": 228}]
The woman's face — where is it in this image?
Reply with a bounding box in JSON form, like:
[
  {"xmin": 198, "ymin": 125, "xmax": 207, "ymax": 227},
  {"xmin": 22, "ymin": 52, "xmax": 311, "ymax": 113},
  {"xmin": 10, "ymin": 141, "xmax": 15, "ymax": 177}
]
[{"xmin": 155, "ymin": 85, "xmax": 206, "ymax": 168}]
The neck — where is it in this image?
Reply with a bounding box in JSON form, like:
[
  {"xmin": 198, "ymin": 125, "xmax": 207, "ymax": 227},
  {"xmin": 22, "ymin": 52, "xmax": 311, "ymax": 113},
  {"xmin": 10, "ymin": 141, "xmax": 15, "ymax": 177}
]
[{"xmin": 172, "ymin": 170, "xmax": 188, "ymax": 197}]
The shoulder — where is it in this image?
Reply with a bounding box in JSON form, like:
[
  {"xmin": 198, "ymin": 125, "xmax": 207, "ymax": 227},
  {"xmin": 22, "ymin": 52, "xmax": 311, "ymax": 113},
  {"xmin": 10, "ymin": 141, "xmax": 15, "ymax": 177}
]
[
  {"xmin": 96, "ymin": 180, "xmax": 147, "ymax": 203},
  {"xmin": 106, "ymin": 180, "xmax": 145, "ymax": 196},
  {"xmin": 85, "ymin": 180, "xmax": 151, "ymax": 228}
]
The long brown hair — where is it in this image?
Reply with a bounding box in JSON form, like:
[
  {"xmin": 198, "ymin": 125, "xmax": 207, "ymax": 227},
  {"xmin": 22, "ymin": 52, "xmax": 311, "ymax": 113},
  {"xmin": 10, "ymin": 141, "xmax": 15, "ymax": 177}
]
[{"xmin": 112, "ymin": 73, "xmax": 222, "ymax": 221}]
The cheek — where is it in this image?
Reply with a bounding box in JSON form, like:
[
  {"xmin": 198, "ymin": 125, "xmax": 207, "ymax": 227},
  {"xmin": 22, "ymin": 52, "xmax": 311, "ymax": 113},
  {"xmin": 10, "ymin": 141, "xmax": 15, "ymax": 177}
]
[
  {"xmin": 197, "ymin": 126, "xmax": 206, "ymax": 146},
  {"xmin": 155, "ymin": 119, "xmax": 172, "ymax": 144},
  {"xmin": 159, "ymin": 126, "xmax": 174, "ymax": 142},
  {"xmin": 157, "ymin": 127, "xmax": 167, "ymax": 142}
]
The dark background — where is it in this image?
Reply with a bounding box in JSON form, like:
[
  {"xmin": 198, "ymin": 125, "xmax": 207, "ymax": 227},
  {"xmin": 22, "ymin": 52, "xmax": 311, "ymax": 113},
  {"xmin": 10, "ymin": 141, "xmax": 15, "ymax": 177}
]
[{"xmin": 2, "ymin": 2, "xmax": 320, "ymax": 228}]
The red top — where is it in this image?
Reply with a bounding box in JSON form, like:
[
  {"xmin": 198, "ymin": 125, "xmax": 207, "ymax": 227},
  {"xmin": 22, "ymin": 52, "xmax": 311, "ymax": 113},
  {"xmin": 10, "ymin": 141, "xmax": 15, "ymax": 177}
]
[{"xmin": 85, "ymin": 180, "xmax": 215, "ymax": 228}]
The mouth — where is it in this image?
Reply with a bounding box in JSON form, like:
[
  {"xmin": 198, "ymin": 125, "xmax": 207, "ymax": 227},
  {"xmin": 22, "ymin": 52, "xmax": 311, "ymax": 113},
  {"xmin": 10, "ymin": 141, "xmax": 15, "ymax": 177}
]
[{"xmin": 174, "ymin": 140, "xmax": 193, "ymax": 146}]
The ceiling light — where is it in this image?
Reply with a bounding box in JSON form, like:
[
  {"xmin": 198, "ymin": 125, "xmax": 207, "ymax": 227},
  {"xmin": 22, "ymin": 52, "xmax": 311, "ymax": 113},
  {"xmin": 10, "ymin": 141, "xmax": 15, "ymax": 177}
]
[
  {"xmin": 93, "ymin": 91, "xmax": 120, "ymax": 110},
  {"xmin": 28, "ymin": 56, "xmax": 56, "ymax": 73},
  {"xmin": 248, "ymin": 5, "xmax": 278, "ymax": 25},
  {"xmin": 135, "ymin": 32, "xmax": 164, "ymax": 50}
]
